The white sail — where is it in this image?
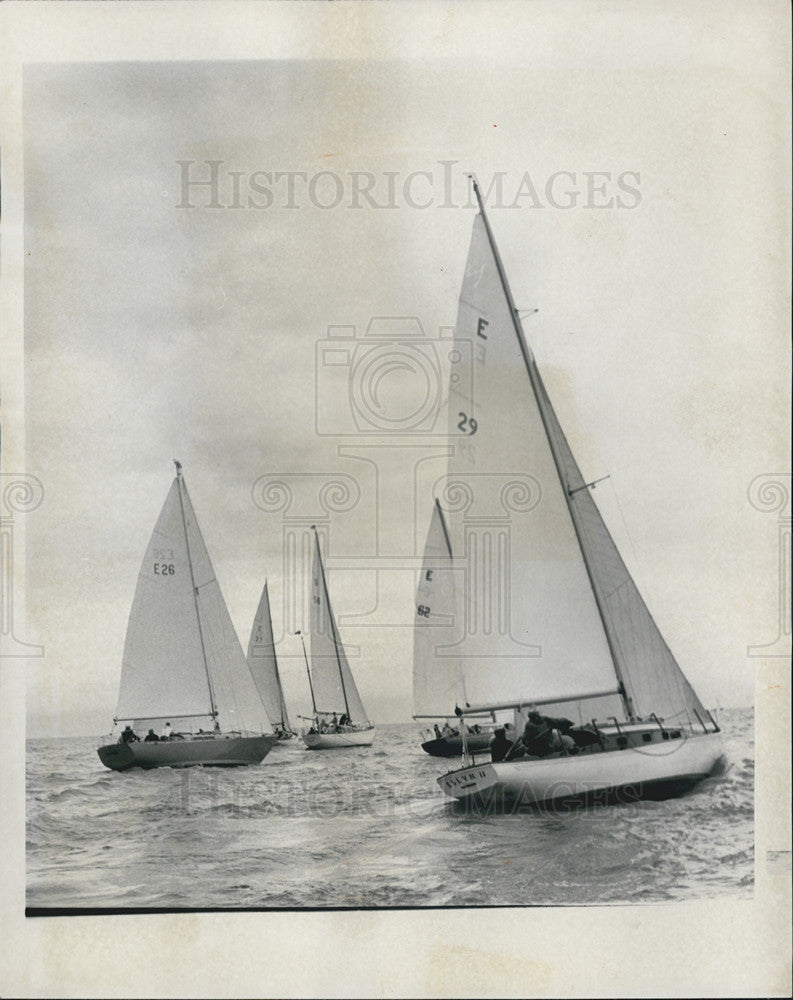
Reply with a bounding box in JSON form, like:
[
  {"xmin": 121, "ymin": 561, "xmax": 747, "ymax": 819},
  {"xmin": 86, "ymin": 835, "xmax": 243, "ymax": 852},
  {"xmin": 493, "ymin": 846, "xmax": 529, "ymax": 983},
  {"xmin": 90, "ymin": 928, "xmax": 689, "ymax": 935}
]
[
  {"xmin": 309, "ymin": 530, "xmax": 370, "ymax": 726},
  {"xmin": 116, "ymin": 478, "xmax": 212, "ymax": 723},
  {"xmin": 412, "ymin": 499, "xmax": 465, "ymax": 717},
  {"xmin": 530, "ymin": 364, "xmax": 711, "ymax": 725},
  {"xmin": 445, "ymin": 213, "xmax": 623, "ymax": 719},
  {"xmin": 247, "ymin": 581, "xmax": 291, "ymax": 732},
  {"xmin": 116, "ymin": 469, "xmax": 272, "ymax": 734}
]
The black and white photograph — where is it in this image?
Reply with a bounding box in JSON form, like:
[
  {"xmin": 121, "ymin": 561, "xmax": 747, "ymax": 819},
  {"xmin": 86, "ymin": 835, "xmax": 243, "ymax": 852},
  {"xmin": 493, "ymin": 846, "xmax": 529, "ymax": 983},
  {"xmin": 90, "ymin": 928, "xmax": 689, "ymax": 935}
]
[{"xmin": 1, "ymin": 1, "xmax": 790, "ymax": 997}]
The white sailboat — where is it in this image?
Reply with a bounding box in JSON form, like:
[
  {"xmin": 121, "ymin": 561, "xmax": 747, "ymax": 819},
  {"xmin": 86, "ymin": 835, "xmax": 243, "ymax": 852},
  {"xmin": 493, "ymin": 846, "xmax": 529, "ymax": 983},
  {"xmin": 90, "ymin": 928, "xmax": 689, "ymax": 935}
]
[
  {"xmin": 413, "ymin": 499, "xmax": 495, "ymax": 757},
  {"xmin": 437, "ymin": 180, "xmax": 722, "ymax": 806},
  {"xmin": 300, "ymin": 526, "xmax": 375, "ymax": 749},
  {"xmin": 247, "ymin": 580, "xmax": 295, "ymax": 740},
  {"xmin": 98, "ymin": 462, "xmax": 278, "ymax": 770}
]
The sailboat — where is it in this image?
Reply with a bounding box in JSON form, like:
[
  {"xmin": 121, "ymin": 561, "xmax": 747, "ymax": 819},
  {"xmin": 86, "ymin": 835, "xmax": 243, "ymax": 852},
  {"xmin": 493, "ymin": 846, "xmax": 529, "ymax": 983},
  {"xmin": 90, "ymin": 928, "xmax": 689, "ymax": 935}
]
[
  {"xmin": 300, "ymin": 526, "xmax": 375, "ymax": 749},
  {"xmin": 437, "ymin": 179, "xmax": 722, "ymax": 805},
  {"xmin": 97, "ymin": 462, "xmax": 279, "ymax": 771},
  {"xmin": 413, "ymin": 499, "xmax": 495, "ymax": 757},
  {"xmin": 247, "ymin": 580, "xmax": 295, "ymax": 740}
]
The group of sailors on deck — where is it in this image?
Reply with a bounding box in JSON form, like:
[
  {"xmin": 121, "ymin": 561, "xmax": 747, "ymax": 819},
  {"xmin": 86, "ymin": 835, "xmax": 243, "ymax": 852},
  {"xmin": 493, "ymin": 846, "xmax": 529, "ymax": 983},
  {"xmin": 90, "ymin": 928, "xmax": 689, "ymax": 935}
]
[
  {"xmin": 489, "ymin": 710, "xmax": 601, "ymax": 762},
  {"xmin": 307, "ymin": 712, "xmax": 353, "ymax": 735},
  {"xmin": 429, "ymin": 721, "xmax": 484, "ymax": 740},
  {"xmin": 119, "ymin": 720, "xmax": 216, "ymax": 744}
]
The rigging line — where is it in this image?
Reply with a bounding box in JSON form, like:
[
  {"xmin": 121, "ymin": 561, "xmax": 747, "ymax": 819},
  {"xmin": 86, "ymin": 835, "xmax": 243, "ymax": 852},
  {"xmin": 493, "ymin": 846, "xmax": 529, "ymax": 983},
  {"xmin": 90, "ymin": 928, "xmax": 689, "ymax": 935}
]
[
  {"xmin": 568, "ymin": 475, "xmax": 611, "ymax": 497},
  {"xmin": 296, "ymin": 630, "xmax": 317, "ymax": 715}
]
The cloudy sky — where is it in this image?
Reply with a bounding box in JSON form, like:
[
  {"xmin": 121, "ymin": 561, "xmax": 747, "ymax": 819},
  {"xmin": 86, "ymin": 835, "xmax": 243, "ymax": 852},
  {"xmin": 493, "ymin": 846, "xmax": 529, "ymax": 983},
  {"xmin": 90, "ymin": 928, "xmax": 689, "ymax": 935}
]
[{"xmin": 13, "ymin": 9, "xmax": 789, "ymax": 738}]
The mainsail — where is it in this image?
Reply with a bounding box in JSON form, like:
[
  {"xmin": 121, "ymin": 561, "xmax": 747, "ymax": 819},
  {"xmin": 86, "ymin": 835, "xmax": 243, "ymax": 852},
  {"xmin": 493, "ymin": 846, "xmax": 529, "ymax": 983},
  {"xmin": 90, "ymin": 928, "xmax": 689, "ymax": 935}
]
[
  {"xmin": 412, "ymin": 499, "xmax": 465, "ymax": 718},
  {"xmin": 115, "ymin": 466, "xmax": 272, "ymax": 734},
  {"xmin": 446, "ymin": 180, "xmax": 713, "ymax": 728},
  {"xmin": 445, "ymin": 209, "xmax": 622, "ymax": 719},
  {"xmin": 247, "ymin": 581, "xmax": 291, "ymax": 732},
  {"xmin": 309, "ymin": 528, "xmax": 370, "ymax": 726}
]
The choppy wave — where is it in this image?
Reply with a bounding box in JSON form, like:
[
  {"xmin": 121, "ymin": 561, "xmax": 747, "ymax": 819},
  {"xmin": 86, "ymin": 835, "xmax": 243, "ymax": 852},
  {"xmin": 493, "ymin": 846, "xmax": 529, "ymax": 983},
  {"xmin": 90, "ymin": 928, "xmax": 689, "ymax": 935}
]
[{"xmin": 26, "ymin": 708, "xmax": 753, "ymax": 909}]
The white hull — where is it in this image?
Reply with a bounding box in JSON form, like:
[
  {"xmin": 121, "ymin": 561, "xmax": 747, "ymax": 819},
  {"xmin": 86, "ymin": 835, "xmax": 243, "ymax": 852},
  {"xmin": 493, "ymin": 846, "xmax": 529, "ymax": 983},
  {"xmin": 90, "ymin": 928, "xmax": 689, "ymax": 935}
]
[
  {"xmin": 98, "ymin": 733, "xmax": 278, "ymax": 771},
  {"xmin": 438, "ymin": 731, "xmax": 722, "ymax": 805},
  {"xmin": 302, "ymin": 727, "xmax": 375, "ymax": 750}
]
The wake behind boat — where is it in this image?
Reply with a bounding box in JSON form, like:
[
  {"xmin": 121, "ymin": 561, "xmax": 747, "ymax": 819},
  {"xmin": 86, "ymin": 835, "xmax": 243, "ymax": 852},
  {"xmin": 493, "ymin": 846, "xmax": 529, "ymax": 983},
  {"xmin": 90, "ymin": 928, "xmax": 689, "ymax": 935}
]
[
  {"xmin": 299, "ymin": 527, "xmax": 374, "ymax": 749},
  {"xmin": 436, "ymin": 180, "xmax": 722, "ymax": 806},
  {"xmin": 97, "ymin": 462, "xmax": 278, "ymax": 771}
]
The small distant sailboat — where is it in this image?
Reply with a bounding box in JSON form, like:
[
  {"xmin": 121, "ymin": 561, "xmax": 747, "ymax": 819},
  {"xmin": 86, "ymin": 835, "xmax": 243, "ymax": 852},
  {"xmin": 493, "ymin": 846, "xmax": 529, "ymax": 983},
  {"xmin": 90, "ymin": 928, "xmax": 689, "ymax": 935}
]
[
  {"xmin": 437, "ymin": 180, "xmax": 722, "ymax": 806},
  {"xmin": 300, "ymin": 526, "xmax": 374, "ymax": 749},
  {"xmin": 247, "ymin": 580, "xmax": 295, "ymax": 740},
  {"xmin": 413, "ymin": 499, "xmax": 495, "ymax": 758},
  {"xmin": 97, "ymin": 462, "xmax": 278, "ymax": 771}
]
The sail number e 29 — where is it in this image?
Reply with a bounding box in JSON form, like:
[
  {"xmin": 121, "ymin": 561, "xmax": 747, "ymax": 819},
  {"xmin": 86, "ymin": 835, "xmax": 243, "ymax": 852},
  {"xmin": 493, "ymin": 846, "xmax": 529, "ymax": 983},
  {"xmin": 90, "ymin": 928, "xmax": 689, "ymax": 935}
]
[{"xmin": 457, "ymin": 412, "xmax": 477, "ymax": 435}]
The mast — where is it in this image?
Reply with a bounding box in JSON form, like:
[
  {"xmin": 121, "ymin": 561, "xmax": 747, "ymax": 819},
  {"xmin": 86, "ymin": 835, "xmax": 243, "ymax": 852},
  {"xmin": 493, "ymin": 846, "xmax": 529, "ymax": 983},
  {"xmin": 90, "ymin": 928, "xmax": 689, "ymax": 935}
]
[
  {"xmin": 312, "ymin": 525, "xmax": 351, "ymax": 719},
  {"xmin": 174, "ymin": 460, "xmax": 219, "ymax": 723},
  {"xmin": 296, "ymin": 630, "xmax": 317, "ymax": 714},
  {"xmin": 469, "ymin": 177, "xmax": 637, "ymax": 720}
]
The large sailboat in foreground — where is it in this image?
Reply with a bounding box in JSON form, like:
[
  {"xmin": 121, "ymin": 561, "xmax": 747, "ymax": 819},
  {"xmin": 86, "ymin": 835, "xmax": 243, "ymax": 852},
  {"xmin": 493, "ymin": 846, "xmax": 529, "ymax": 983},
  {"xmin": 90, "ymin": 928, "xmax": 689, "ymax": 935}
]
[
  {"xmin": 437, "ymin": 180, "xmax": 722, "ymax": 805},
  {"xmin": 300, "ymin": 527, "xmax": 375, "ymax": 749},
  {"xmin": 247, "ymin": 580, "xmax": 295, "ymax": 740},
  {"xmin": 97, "ymin": 462, "xmax": 278, "ymax": 771}
]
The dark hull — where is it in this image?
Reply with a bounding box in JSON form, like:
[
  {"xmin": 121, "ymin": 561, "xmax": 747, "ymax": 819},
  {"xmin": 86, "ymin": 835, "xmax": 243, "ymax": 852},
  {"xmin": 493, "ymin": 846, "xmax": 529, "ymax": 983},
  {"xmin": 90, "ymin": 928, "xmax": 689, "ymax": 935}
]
[
  {"xmin": 97, "ymin": 733, "xmax": 278, "ymax": 771},
  {"xmin": 421, "ymin": 733, "xmax": 494, "ymax": 758}
]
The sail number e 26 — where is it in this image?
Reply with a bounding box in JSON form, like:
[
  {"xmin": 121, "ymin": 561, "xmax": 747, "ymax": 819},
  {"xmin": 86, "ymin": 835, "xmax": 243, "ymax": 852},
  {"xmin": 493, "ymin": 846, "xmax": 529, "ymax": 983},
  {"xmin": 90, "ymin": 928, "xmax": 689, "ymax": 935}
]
[{"xmin": 154, "ymin": 563, "xmax": 176, "ymax": 575}]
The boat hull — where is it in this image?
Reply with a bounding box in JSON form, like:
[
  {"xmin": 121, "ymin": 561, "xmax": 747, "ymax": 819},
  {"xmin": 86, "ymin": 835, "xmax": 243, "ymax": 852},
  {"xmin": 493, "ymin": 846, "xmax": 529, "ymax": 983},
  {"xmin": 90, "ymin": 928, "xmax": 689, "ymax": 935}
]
[
  {"xmin": 421, "ymin": 733, "xmax": 494, "ymax": 758},
  {"xmin": 438, "ymin": 732, "xmax": 722, "ymax": 807},
  {"xmin": 97, "ymin": 733, "xmax": 278, "ymax": 771},
  {"xmin": 302, "ymin": 727, "xmax": 375, "ymax": 750}
]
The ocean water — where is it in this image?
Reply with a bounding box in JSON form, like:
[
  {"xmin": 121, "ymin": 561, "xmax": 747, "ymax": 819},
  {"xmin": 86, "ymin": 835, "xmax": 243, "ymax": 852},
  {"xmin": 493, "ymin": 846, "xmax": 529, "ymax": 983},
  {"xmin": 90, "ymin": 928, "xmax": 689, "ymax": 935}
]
[{"xmin": 27, "ymin": 708, "xmax": 753, "ymax": 910}]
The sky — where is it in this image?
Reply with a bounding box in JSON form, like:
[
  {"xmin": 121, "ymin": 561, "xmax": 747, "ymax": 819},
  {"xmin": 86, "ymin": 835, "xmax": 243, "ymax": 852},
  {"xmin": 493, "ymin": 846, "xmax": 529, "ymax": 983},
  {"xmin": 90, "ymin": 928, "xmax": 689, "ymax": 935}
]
[{"xmin": 13, "ymin": 23, "xmax": 790, "ymax": 738}]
